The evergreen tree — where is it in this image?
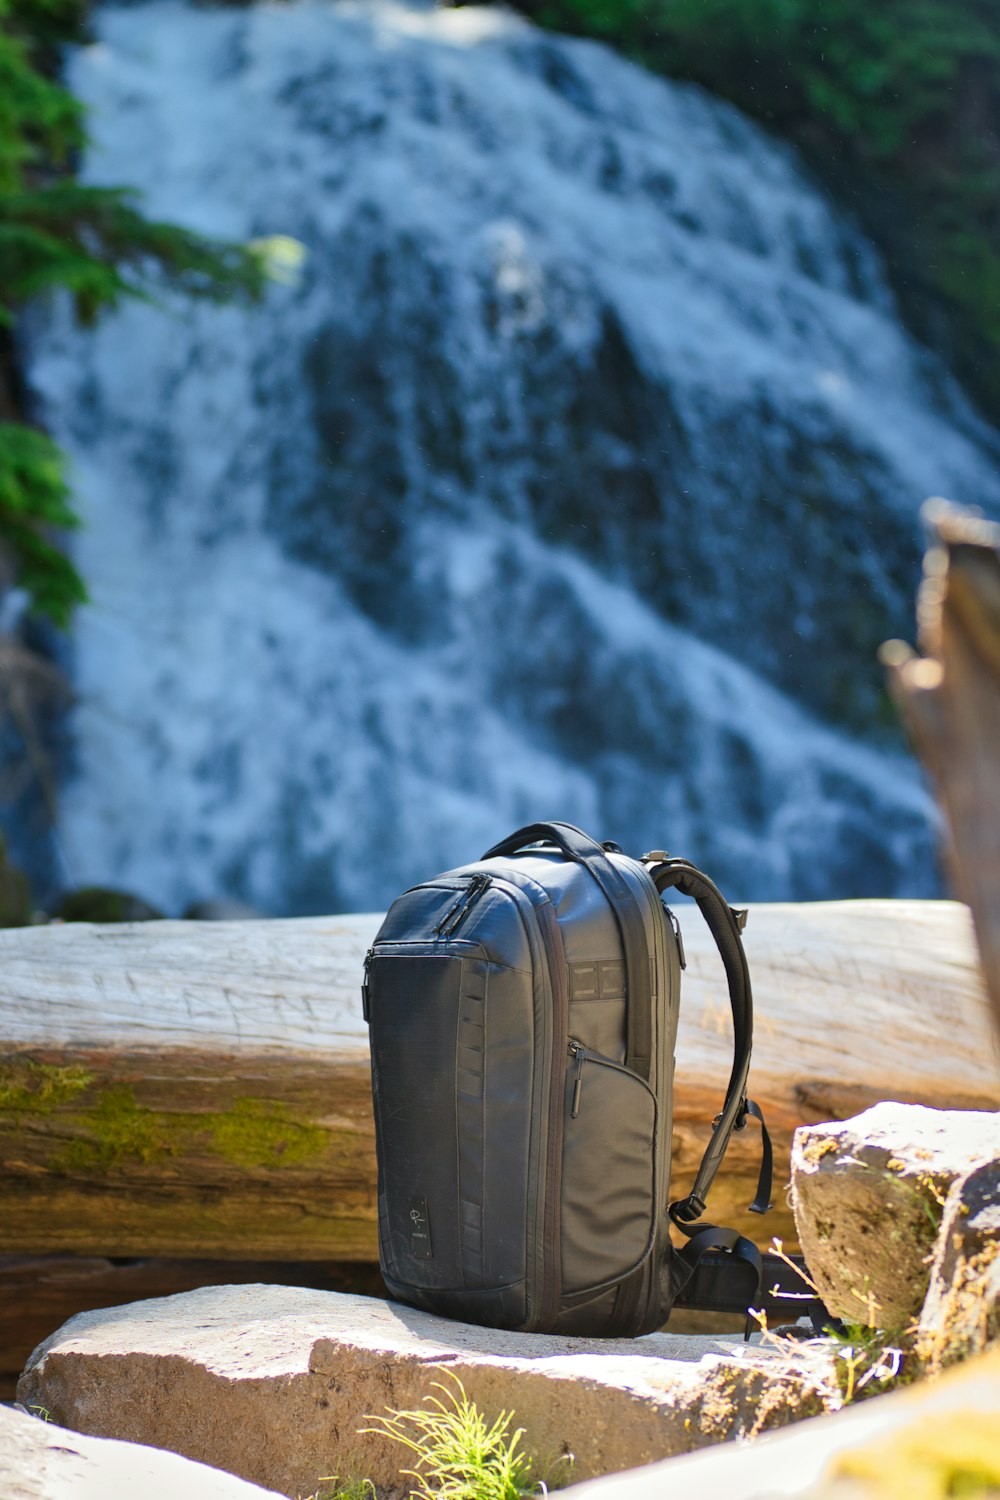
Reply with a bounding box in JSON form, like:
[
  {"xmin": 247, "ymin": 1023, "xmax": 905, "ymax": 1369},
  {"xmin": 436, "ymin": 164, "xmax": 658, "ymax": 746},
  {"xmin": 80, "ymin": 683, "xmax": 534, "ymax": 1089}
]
[{"xmin": 0, "ymin": 0, "xmax": 268, "ymax": 628}]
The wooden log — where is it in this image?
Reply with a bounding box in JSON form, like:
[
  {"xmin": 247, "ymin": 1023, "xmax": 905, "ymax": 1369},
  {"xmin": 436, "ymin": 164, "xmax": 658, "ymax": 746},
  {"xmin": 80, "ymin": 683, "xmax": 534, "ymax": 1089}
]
[
  {"xmin": 883, "ymin": 501, "xmax": 1000, "ymax": 1034},
  {"xmin": 1, "ymin": 903, "xmax": 997, "ymax": 1264}
]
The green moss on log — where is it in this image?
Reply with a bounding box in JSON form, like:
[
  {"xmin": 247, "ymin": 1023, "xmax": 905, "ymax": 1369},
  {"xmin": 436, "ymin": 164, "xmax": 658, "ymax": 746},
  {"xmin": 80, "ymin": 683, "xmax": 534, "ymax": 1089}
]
[
  {"xmin": 209, "ymin": 1097, "xmax": 327, "ymax": 1168},
  {"xmin": 39, "ymin": 1082, "xmax": 329, "ymax": 1174},
  {"xmin": 0, "ymin": 1059, "xmax": 95, "ymax": 1117},
  {"xmin": 50, "ymin": 1084, "xmax": 168, "ymax": 1171}
]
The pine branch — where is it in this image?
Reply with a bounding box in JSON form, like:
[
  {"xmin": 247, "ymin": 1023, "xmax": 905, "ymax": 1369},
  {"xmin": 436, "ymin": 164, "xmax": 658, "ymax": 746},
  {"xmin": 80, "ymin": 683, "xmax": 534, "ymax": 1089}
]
[
  {"xmin": 0, "ymin": 424, "xmax": 86, "ymax": 629},
  {"xmin": 0, "ymin": 0, "xmax": 274, "ymax": 627}
]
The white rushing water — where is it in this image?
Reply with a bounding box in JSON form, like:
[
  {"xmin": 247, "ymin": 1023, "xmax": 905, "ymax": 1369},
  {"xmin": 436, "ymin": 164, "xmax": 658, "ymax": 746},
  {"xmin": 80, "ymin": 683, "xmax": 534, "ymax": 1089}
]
[{"xmin": 23, "ymin": 0, "xmax": 1000, "ymax": 911}]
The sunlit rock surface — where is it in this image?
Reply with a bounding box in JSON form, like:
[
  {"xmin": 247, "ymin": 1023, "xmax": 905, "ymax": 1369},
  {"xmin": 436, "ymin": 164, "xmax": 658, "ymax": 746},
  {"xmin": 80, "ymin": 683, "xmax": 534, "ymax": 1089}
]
[
  {"xmin": 23, "ymin": 0, "xmax": 1000, "ymax": 911},
  {"xmin": 0, "ymin": 1402, "xmax": 285, "ymax": 1500},
  {"xmin": 791, "ymin": 1103, "xmax": 1000, "ymax": 1329},
  {"xmin": 17, "ymin": 1284, "xmax": 835, "ymax": 1495},
  {"xmin": 918, "ymin": 1159, "xmax": 1000, "ymax": 1374}
]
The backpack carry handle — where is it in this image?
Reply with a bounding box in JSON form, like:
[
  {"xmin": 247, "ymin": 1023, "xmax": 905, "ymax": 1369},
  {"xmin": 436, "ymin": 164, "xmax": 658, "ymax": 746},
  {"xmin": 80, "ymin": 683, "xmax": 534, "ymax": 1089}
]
[
  {"xmin": 482, "ymin": 822, "xmax": 654, "ymax": 1080},
  {"xmin": 482, "ymin": 821, "xmax": 609, "ymax": 865},
  {"xmin": 644, "ymin": 855, "xmax": 773, "ymax": 1226}
]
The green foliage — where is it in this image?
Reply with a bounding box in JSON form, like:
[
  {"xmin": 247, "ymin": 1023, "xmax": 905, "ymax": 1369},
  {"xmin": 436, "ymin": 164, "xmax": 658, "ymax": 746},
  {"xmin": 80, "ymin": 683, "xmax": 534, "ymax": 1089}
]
[
  {"xmin": 0, "ymin": 422, "xmax": 84, "ymax": 626},
  {"xmin": 510, "ymin": 0, "xmax": 1000, "ymax": 162},
  {"xmin": 49, "ymin": 884, "xmax": 163, "ymax": 921},
  {"xmin": 0, "ymin": 829, "xmax": 31, "ymax": 923},
  {"xmin": 0, "ymin": 2, "xmax": 83, "ymax": 196},
  {"xmin": 496, "ymin": 0, "xmax": 1000, "ymax": 411},
  {"xmin": 0, "ymin": 0, "xmax": 268, "ymax": 628},
  {"xmin": 2, "ymin": 183, "xmax": 269, "ymax": 324},
  {"xmin": 361, "ymin": 1372, "xmax": 571, "ymax": 1500},
  {"xmin": 309, "ymin": 1477, "xmax": 378, "ymax": 1500},
  {"xmin": 828, "ymin": 1320, "xmax": 914, "ymax": 1406}
]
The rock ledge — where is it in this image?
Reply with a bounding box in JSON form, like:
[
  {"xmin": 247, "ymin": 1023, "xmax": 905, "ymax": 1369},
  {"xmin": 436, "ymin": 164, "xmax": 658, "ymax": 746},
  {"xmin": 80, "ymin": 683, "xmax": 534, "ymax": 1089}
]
[{"xmin": 18, "ymin": 1285, "xmax": 836, "ymax": 1497}]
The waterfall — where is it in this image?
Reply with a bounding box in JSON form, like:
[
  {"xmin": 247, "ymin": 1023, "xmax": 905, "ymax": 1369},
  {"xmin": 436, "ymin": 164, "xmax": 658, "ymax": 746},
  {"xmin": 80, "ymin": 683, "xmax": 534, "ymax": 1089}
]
[{"xmin": 22, "ymin": 0, "xmax": 1000, "ymax": 912}]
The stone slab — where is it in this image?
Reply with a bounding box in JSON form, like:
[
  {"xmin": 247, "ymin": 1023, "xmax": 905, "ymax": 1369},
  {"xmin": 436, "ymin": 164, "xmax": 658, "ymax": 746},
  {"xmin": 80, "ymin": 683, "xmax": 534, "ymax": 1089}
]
[
  {"xmin": 17, "ymin": 1285, "xmax": 836, "ymax": 1498},
  {"xmin": 560, "ymin": 1345, "xmax": 1000, "ymax": 1500},
  {"xmin": 0, "ymin": 1401, "xmax": 285, "ymax": 1500}
]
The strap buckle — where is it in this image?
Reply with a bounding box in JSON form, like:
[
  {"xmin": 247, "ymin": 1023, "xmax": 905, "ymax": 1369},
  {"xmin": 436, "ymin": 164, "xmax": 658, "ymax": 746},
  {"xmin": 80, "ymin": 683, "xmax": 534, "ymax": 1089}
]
[
  {"xmin": 713, "ymin": 1098, "xmax": 748, "ymax": 1132},
  {"xmin": 669, "ymin": 1193, "xmax": 707, "ymax": 1228},
  {"xmin": 641, "ymin": 850, "xmax": 671, "ymax": 863}
]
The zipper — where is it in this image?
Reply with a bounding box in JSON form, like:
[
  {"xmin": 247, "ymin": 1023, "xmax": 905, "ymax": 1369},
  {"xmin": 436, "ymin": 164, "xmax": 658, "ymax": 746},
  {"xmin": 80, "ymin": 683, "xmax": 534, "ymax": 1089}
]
[
  {"xmin": 477, "ymin": 873, "xmax": 563, "ymax": 1332},
  {"xmin": 561, "ymin": 1037, "xmax": 660, "ymax": 1302},
  {"xmin": 567, "ymin": 1040, "xmax": 659, "ymax": 1112},
  {"xmin": 568, "ymin": 1041, "xmax": 586, "ymax": 1117},
  {"xmin": 365, "ymin": 873, "xmax": 492, "ymax": 1015},
  {"xmin": 361, "ymin": 947, "xmax": 374, "ymax": 1022},
  {"xmin": 532, "ymin": 897, "xmax": 569, "ymax": 1332},
  {"xmin": 662, "ymin": 904, "xmax": 686, "ymax": 969},
  {"xmin": 639, "ymin": 859, "xmax": 680, "ymax": 1332},
  {"xmin": 435, "ymin": 873, "xmax": 492, "ymax": 937}
]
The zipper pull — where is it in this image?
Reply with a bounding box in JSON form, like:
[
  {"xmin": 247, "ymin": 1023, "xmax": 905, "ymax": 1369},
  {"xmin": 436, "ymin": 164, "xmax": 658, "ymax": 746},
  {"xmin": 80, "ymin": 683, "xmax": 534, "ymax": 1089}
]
[
  {"xmin": 440, "ymin": 873, "xmax": 491, "ymax": 937},
  {"xmin": 361, "ymin": 948, "xmax": 374, "ymax": 1022},
  {"xmin": 568, "ymin": 1041, "xmax": 587, "ymax": 1118},
  {"xmin": 435, "ymin": 889, "xmax": 469, "ymax": 935},
  {"xmin": 663, "ymin": 905, "xmax": 687, "ymax": 969}
]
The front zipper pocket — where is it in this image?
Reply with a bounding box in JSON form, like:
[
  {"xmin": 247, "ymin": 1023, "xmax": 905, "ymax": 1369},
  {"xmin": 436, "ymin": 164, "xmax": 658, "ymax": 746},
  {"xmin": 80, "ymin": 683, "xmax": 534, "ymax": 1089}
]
[
  {"xmin": 362, "ymin": 876, "xmax": 496, "ymax": 1024},
  {"xmin": 369, "ymin": 952, "xmax": 487, "ymax": 1290},
  {"xmin": 366, "ymin": 934, "xmax": 537, "ymax": 1320},
  {"xmin": 561, "ymin": 1041, "xmax": 658, "ymax": 1295}
]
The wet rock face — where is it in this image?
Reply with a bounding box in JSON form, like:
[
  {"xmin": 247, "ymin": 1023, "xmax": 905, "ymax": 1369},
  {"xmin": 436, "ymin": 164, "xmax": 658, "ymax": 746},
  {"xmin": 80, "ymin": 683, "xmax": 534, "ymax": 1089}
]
[
  {"xmin": 25, "ymin": 1, "xmax": 1000, "ymax": 913},
  {"xmin": 790, "ymin": 1103, "xmax": 1000, "ymax": 1330},
  {"xmin": 17, "ymin": 1284, "xmax": 836, "ymax": 1497}
]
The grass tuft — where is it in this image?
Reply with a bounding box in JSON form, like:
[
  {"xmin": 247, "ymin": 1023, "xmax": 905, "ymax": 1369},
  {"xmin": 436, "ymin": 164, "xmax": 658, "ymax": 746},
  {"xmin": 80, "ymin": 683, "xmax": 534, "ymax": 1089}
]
[
  {"xmin": 308, "ymin": 1478, "xmax": 377, "ymax": 1500},
  {"xmin": 360, "ymin": 1370, "xmax": 571, "ymax": 1500}
]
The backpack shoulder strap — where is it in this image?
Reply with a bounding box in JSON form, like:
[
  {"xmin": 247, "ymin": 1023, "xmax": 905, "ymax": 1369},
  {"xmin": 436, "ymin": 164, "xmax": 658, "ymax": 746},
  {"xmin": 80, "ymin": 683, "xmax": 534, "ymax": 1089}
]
[{"xmin": 642, "ymin": 852, "xmax": 773, "ymax": 1226}]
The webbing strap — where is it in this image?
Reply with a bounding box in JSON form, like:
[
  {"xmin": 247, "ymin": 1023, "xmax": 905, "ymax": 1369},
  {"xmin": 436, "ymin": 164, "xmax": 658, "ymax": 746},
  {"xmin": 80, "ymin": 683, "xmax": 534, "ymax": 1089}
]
[
  {"xmin": 672, "ymin": 1225, "xmax": 763, "ymax": 1340},
  {"xmin": 672, "ymin": 1244, "xmax": 836, "ymax": 1335},
  {"xmin": 645, "ymin": 855, "xmax": 771, "ymax": 1225},
  {"xmin": 743, "ymin": 1099, "xmax": 773, "ymax": 1216},
  {"xmin": 481, "ymin": 821, "xmax": 653, "ymax": 1079}
]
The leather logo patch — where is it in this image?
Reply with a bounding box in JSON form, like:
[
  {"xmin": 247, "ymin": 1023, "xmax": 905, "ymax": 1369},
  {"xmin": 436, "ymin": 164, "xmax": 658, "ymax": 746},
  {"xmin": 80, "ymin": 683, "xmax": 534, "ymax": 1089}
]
[{"xmin": 408, "ymin": 1197, "xmax": 433, "ymax": 1259}]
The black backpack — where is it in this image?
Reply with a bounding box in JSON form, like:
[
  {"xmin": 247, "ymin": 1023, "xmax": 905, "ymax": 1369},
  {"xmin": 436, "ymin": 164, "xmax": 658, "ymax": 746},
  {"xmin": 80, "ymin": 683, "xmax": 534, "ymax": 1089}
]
[{"xmin": 363, "ymin": 821, "xmax": 784, "ymax": 1337}]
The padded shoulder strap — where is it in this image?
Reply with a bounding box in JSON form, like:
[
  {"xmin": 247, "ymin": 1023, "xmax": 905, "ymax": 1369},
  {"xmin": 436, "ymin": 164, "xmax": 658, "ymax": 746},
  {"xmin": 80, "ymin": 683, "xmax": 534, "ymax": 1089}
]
[
  {"xmin": 482, "ymin": 822, "xmax": 653, "ymax": 1078},
  {"xmin": 643, "ymin": 854, "xmax": 772, "ymax": 1225}
]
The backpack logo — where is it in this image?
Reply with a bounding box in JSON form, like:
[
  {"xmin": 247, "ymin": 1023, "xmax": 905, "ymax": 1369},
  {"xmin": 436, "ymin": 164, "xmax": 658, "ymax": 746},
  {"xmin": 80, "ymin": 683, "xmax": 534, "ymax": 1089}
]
[{"xmin": 408, "ymin": 1197, "xmax": 433, "ymax": 1259}]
